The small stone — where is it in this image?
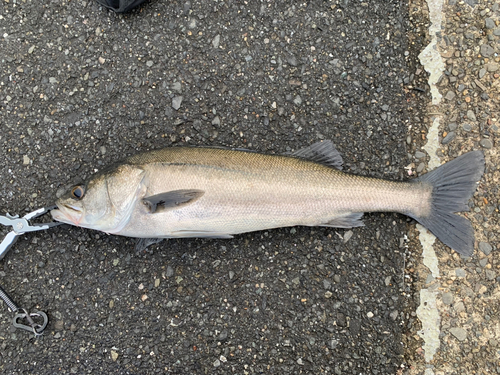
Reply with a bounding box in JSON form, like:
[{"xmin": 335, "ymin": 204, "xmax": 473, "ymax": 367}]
[
  {"xmin": 98, "ymin": 56, "xmax": 105, "ymax": 64},
  {"xmin": 479, "ymin": 242, "xmax": 493, "ymax": 255},
  {"xmin": 367, "ymin": 312, "xmax": 374, "ymax": 318},
  {"xmin": 323, "ymin": 279, "xmax": 331, "ymax": 289},
  {"xmin": 479, "ymin": 68, "xmax": 487, "ymax": 79},
  {"xmin": 293, "ymin": 95, "xmax": 302, "ymax": 105},
  {"xmin": 449, "ymin": 327, "xmax": 467, "ymax": 341},
  {"xmin": 297, "ymin": 358, "xmax": 304, "ymax": 365},
  {"xmin": 444, "ymin": 90, "xmax": 455, "ymax": 100},
  {"xmin": 325, "ymin": 291, "xmax": 333, "ymax": 298},
  {"xmin": 343, "ymin": 230, "xmax": 353, "ymax": 243},
  {"xmin": 212, "ymin": 116, "xmax": 220, "ymax": 126},
  {"xmin": 49, "ymin": 77, "xmax": 58, "ymax": 84},
  {"xmin": 480, "ymin": 44, "xmax": 494, "ymax": 57},
  {"xmin": 23, "ymin": 155, "xmax": 30, "ymax": 165},
  {"xmin": 417, "ymin": 162, "xmax": 425, "ymax": 173},
  {"xmin": 229, "ymin": 271, "xmax": 234, "ymax": 279},
  {"xmin": 442, "ymin": 132, "xmax": 455, "ymax": 144},
  {"xmin": 171, "ymin": 81, "xmax": 182, "ymax": 93},
  {"xmin": 166, "ymin": 265, "xmax": 174, "ymax": 277},
  {"xmin": 466, "ymin": 110, "xmax": 476, "ymax": 121},
  {"xmin": 455, "ymin": 268, "xmax": 466, "ymax": 277},
  {"xmin": 485, "ymin": 270, "xmax": 496, "ymax": 280},
  {"xmin": 480, "ymin": 139, "xmax": 493, "ymax": 149},
  {"xmin": 54, "ymin": 320, "xmax": 64, "ymax": 331},
  {"xmin": 462, "ymin": 123, "xmax": 472, "ymax": 132},
  {"xmin": 486, "ymin": 63, "xmax": 499, "ymax": 72},
  {"xmin": 172, "ymin": 96, "xmax": 183, "ymax": 110},
  {"xmin": 448, "ymin": 123, "xmax": 457, "ymax": 131},
  {"xmin": 146, "ymin": 60, "xmax": 153, "ymax": 67},
  {"xmin": 415, "ymin": 151, "xmax": 426, "ymax": 159},
  {"xmin": 494, "ymin": 28, "xmax": 500, "ymax": 36},
  {"xmin": 111, "ymin": 350, "xmax": 119, "ymax": 361},
  {"xmin": 442, "ymin": 292, "xmax": 453, "ymax": 305},
  {"xmin": 212, "ymin": 34, "xmax": 220, "ymax": 48},
  {"xmin": 454, "ymin": 301, "xmax": 465, "ymax": 313},
  {"xmin": 479, "ymin": 258, "xmax": 489, "ymax": 268},
  {"xmin": 390, "ymin": 310, "xmax": 398, "ymax": 320},
  {"xmin": 485, "ymin": 18, "xmax": 495, "ymax": 29}
]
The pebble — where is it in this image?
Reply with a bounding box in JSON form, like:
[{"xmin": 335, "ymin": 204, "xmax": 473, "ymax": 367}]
[
  {"xmin": 442, "ymin": 292, "xmax": 453, "ymax": 305},
  {"xmin": 455, "ymin": 268, "xmax": 466, "ymax": 277},
  {"xmin": 479, "ymin": 258, "xmax": 489, "ymax": 268},
  {"xmin": 343, "ymin": 230, "xmax": 353, "ymax": 243},
  {"xmin": 485, "ymin": 18, "xmax": 495, "ymax": 29},
  {"xmin": 480, "ymin": 139, "xmax": 493, "ymax": 149},
  {"xmin": 442, "ymin": 131, "xmax": 455, "ymax": 144},
  {"xmin": 487, "ymin": 63, "xmax": 499, "ymax": 72},
  {"xmin": 172, "ymin": 96, "xmax": 183, "ymax": 110},
  {"xmin": 212, "ymin": 34, "xmax": 220, "ymax": 48},
  {"xmin": 485, "ymin": 270, "xmax": 496, "ymax": 281},
  {"xmin": 445, "ymin": 90, "xmax": 455, "ymax": 100},
  {"xmin": 166, "ymin": 265, "xmax": 174, "ymax": 277},
  {"xmin": 479, "ymin": 68, "xmax": 486, "ymax": 79},
  {"xmin": 480, "ymin": 44, "xmax": 494, "ymax": 57},
  {"xmin": 454, "ymin": 301, "xmax": 465, "ymax": 313},
  {"xmin": 390, "ymin": 311, "xmax": 398, "ymax": 320},
  {"xmin": 462, "ymin": 123, "xmax": 472, "ymax": 132},
  {"xmin": 171, "ymin": 81, "xmax": 182, "ymax": 93},
  {"xmin": 479, "ymin": 242, "xmax": 492, "ymax": 255},
  {"xmin": 415, "ymin": 151, "xmax": 426, "ymax": 159},
  {"xmin": 466, "ymin": 110, "xmax": 476, "ymax": 121},
  {"xmin": 111, "ymin": 350, "xmax": 119, "ymax": 361},
  {"xmin": 449, "ymin": 327, "xmax": 467, "ymax": 341}
]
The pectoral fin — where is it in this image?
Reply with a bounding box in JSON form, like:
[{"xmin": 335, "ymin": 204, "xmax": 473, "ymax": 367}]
[{"xmin": 143, "ymin": 189, "xmax": 204, "ymax": 214}]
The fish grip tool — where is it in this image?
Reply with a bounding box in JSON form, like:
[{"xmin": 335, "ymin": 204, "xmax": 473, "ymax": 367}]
[{"xmin": 0, "ymin": 206, "xmax": 61, "ymax": 336}]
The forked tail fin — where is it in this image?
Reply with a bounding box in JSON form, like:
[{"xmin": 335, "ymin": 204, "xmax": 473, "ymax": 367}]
[{"xmin": 409, "ymin": 151, "xmax": 485, "ymax": 256}]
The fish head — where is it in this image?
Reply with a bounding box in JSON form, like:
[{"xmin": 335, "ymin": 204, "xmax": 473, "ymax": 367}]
[{"xmin": 51, "ymin": 164, "xmax": 146, "ymax": 233}]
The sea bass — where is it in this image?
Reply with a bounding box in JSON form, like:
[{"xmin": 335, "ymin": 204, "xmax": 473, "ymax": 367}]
[{"xmin": 51, "ymin": 141, "xmax": 485, "ymax": 256}]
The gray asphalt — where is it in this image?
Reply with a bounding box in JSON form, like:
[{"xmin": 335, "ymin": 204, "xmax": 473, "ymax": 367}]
[{"xmin": 1, "ymin": 1, "xmax": 416, "ymax": 373}]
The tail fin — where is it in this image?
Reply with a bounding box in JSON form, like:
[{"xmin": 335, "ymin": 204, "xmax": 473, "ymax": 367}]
[{"xmin": 409, "ymin": 151, "xmax": 485, "ymax": 256}]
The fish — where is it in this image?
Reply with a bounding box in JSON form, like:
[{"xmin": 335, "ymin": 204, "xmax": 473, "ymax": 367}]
[{"xmin": 51, "ymin": 141, "xmax": 485, "ymax": 256}]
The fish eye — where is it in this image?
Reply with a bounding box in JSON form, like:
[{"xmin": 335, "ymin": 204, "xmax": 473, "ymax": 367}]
[{"xmin": 71, "ymin": 186, "xmax": 85, "ymax": 199}]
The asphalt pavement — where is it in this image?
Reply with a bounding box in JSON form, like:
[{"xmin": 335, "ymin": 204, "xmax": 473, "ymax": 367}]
[{"xmin": 0, "ymin": 1, "xmax": 451, "ymax": 374}]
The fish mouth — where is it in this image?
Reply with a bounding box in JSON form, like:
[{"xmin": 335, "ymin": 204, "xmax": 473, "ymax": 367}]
[{"xmin": 51, "ymin": 204, "xmax": 83, "ymax": 225}]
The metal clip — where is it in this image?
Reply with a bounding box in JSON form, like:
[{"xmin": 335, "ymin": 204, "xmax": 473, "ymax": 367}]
[
  {"xmin": 13, "ymin": 309, "xmax": 48, "ymax": 337},
  {"xmin": 0, "ymin": 206, "xmax": 62, "ymax": 260}
]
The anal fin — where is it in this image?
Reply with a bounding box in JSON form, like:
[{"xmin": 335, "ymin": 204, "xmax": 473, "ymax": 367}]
[
  {"xmin": 169, "ymin": 230, "xmax": 234, "ymax": 239},
  {"xmin": 319, "ymin": 212, "xmax": 365, "ymax": 228}
]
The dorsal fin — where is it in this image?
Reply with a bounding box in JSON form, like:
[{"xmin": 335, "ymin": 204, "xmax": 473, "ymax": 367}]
[{"xmin": 291, "ymin": 140, "xmax": 343, "ymax": 170}]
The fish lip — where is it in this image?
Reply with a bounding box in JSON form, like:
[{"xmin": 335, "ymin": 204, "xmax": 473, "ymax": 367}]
[
  {"xmin": 51, "ymin": 203, "xmax": 82, "ymax": 225},
  {"xmin": 61, "ymin": 203, "xmax": 82, "ymax": 213}
]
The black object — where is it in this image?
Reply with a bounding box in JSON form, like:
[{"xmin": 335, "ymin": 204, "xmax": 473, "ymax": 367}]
[{"xmin": 95, "ymin": 0, "xmax": 148, "ymax": 13}]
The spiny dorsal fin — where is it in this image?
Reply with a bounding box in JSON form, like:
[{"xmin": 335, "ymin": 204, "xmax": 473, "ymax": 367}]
[{"xmin": 291, "ymin": 140, "xmax": 343, "ymax": 170}]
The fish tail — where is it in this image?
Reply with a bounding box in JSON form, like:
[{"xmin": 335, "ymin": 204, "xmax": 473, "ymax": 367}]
[{"xmin": 410, "ymin": 151, "xmax": 485, "ymax": 256}]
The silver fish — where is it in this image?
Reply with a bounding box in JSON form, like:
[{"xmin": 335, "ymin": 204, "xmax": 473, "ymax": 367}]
[{"xmin": 51, "ymin": 141, "xmax": 484, "ymax": 256}]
